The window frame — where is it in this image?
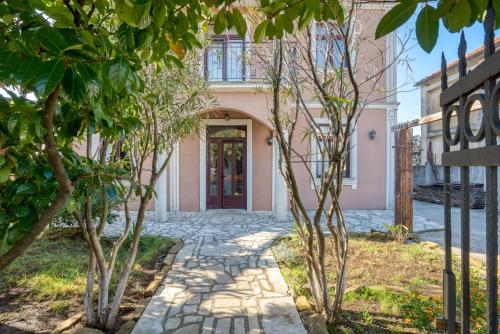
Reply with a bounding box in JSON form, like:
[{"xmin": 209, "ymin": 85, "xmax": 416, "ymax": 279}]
[
  {"xmin": 310, "ymin": 118, "xmax": 357, "ymax": 189},
  {"xmin": 204, "ymin": 34, "xmax": 247, "ymax": 82},
  {"xmin": 314, "ymin": 22, "xmax": 346, "ymax": 70}
]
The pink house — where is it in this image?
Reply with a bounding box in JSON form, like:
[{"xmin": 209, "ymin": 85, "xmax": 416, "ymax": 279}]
[{"xmin": 141, "ymin": 4, "xmax": 399, "ymax": 220}]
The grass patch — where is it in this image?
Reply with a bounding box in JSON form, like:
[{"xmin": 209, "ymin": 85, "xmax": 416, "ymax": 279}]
[
  {"xmin": 0, "ymin": 229, "xmax": 175, "ymax": 332},
  {"xmin": 273, "ymin": 234, "xmax": 495, "ymax": 334}
]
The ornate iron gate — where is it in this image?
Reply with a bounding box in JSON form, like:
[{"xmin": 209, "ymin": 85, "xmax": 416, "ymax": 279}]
[{"xmin": 439, "ymin": 2, "xmax": 499, "ymax": 333}]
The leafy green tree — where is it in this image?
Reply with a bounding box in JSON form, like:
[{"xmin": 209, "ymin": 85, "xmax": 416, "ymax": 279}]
[
  {"xmin": 0, "ymin": 0, "xmax": 241, "ymax": 271},
  {"xmin": 71, "ymin": 52, "xmax": 212, "ymax": 329}
]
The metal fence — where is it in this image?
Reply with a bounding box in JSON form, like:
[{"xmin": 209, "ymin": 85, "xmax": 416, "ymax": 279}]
[
  {"xmin": 439, "ymin": 2, "xmax": 499, "ymax": 333},
  {"xmin": 203, "ymin": 41, "xmax": 271, "ymax": 82}
]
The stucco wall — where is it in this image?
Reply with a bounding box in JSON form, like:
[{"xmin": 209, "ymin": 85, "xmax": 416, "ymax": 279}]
[
  {"xmin": 179, "ymin": 135, "xmax": 201, "ymax": 211},
  {"xmin": 251, "ymin": 117, "xmax": 273, "ymax": 211},
  {"xmin": 290, "ymin": 108, "xmax": 388, "ymax": 210}
]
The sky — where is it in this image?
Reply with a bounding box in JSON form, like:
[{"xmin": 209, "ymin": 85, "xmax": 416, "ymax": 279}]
[{"xmin": 396, "ymin": 16, "xmax": 489, "ymax": 134}]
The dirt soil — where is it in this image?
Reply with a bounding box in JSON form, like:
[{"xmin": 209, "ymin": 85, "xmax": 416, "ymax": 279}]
[
  {"xmin": 274, "ymin": 233, "xmax": 452, "ymax": 333},
  {"xmin": 0, "ymin": 232, "xmax": 170, "ymax": 334}
]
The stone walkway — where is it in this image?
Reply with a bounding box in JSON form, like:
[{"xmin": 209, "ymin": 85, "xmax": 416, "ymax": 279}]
[
  {"xmin": 105, "ymin": 209, "xmax": 441, "ymax": 238},
  {"xmin": 128, "ymin": 211, "xmax": 306, "ymax": 334},
  {"xmin": 103, "ymin": 209, "xmax": 441, "ymax": 334}
]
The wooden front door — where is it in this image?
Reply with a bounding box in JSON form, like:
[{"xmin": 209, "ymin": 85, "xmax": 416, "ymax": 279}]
[{"xmin": 206, "ymin": 126, "xmax": 246, "ymax": 209}]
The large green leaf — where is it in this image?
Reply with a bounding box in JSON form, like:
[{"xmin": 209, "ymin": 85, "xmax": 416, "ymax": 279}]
[
  {"xmin": 115, "ymin": 0, "xmax": 152, "ymax": 28},
  {"xmin": 34, "ymin": 59, "xmax": 65, "ymax": 98},
  {"xmin": 446, "ymin": 0, "xmax": 471, "ymax": 32},
  {"xmin": 0, "ymin": 51, "xmax": 20, "ymax": 82},
  {"xmin": 117, "ymin": 23, "xmax": 136, "ymax": 51},
  {"xmin": 153, "ymin": 5, "xmax": 166, "ymax": 30},
  {"xmin": 375, "ymin": 1, "xmax": 418, "ymax": 39},
  {"xmin": 108, "ymin": 57, "xmax": 130, "ymax": 93},
  {"xmin": 35, "ymin": 26, "xmax": 69, "ymax": 55},
  {"xmin": 7, "ymin": 114, "xmax": 18, "ymax": 134},
  {"xmin": 276, "ymin": 14, "xmax": 293, "ymax": 34},
  {"xmin": 0, "ymin": 166, "xmax": 10, "ymax": 184},
  {"xmin": 16, "ymin": 183, "xmax": 37, "ymax": 195},
  {"xmin": 232, "ymin": 9, "xmax": 247, "ymax": 36},
  {"xmin": 62, "ymin": 66, "xmax": 86, "ymax": 103},
  {"xmin": 254, "ymin": 21, "xmax": 268, "ymax": 43},
  {"xmin": 416, "ymin": 5, "xmax": 439, "ymax": 53},
  {"xmin": 16, "ymin": 56, "xmax": 42, "ymax": 84},
  {"xmin": 18, "ymin": 119, "xmax": 33, "ymax": 145},
  {"xmin": 76, "ymin": 62, "xmax": 100, "ymax": 99},
  {"xmin": 494, "ymin": 0, "xmax": 500, "ymax": 28},
  {"xmin": 45, "ymin": 5, "xmax": 75, "ymax": 28},
  {"xmin": 214, "ymin": 10, "xmax": 228, "ymax": 34}
]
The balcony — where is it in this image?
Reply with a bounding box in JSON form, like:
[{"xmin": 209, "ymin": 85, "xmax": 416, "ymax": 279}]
[{"xmin": 204, "ymin": 40, "xmax": 270, "ymax": 84}]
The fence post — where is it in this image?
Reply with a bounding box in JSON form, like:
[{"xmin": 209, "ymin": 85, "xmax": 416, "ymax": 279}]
[{"xmin": 394, "ymin": 127, "xmax": 413, "ymax": 232}]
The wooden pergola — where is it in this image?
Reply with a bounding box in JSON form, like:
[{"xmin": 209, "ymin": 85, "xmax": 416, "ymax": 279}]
[{"xmin": 392, "ymin": 111, "xmax": 442, "ymax": 233}]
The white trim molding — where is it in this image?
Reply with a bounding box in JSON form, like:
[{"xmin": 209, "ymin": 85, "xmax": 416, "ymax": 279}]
[
  {"xmin": 208, "ymin": 83, "xmax": 270, "ymax": 93},
  {"xmin": 272, "ymin": 137, "xmax": 288, "ymax": 220},
  {"xmin": 385, "ymin": 107, "xmax": 397, "ymax": 209},
  {"xmin": 304, "ymin": 101, "xmax": 399, "ymax": 110},
  {"xmin": 199, "ymin": 118, "xmax": 253, "ymax": 212},
  {"xmin": 385, "ymin": 29, "xmax": 398, "ymax": 209},
  {"xmin": 169, "ymin": 142, "xmax": 180, "ymax": 211},
  {"xmin": 155, "ymin": 151, "xmax": 169, "ymax": 222}
]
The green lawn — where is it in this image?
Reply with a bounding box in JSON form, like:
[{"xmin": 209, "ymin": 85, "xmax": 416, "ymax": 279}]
[{"xmin": 0, "ymin": 229, "xmax": 174, "ymax": 332}]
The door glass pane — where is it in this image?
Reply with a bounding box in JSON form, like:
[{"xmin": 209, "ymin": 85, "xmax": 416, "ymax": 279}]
[
  {"xmin": 234, "ymin": 143, "xmax": 244, "ymax": 196},
  {"xmin": 208, "ymin": 126, "xmax": 246, "ymax": 138},
  {"xmin": 223, "ymin": 143, "xmax": 233, "ymax": 196},
  {"xmin": 209, "ymin": 143, "xmax": 218, "ymax": 196},
  {"xmin": 207, "ymin": 41, "xmax": 223, "ymax": 81}
]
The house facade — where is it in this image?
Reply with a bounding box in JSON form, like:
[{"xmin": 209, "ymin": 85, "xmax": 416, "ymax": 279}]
[
  {"xmin": 416, "ymin": 37, "xmax": 500, "ymax": 187},
  {"xmin": 146, "ymin": 3, "xmax": 399, "ymax": 220}
]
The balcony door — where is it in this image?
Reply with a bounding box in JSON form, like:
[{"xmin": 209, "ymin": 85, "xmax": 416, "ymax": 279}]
[
  {"xmin": 205, "ymin": 36, "xmax": 245, "ymax": 82},
  {"xmin": 206, "ymin": 126, "xmax": 246, "ymax": 209}
]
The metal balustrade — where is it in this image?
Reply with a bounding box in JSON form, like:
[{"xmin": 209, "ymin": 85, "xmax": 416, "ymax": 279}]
[{"xmin": 203, "ymin": 41, "xmax": 271, "ymax": 83}]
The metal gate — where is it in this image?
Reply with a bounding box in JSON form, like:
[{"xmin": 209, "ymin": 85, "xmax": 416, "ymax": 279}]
[{"xmin": 439, "ymin": 2, "xmax": 499, "ymax": 333}]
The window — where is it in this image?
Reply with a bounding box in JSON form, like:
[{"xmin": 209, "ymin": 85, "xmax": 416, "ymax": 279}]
[
  {"xmin": 312, "ymin": 124, "xmax": 351, "ymax": 181},
  {"xmin": 205, "ymin": 35, "xmax": 245, "ymax": 81},
  {"xmin": 315, "ymin": 23, "xmax": 345, "ymax": 69}
]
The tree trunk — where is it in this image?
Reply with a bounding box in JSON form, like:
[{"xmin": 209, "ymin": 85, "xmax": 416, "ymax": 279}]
[
  {"xmin": 105, "ymin": 198, "xmax": 147, "ymax": 329},
  {"xmin": 84, "ymin": 253, "xmax": 97, "ymax": 326},
  {"xmin": 0, "ymin": 85, "xmax": 73, "ymax": 272}
]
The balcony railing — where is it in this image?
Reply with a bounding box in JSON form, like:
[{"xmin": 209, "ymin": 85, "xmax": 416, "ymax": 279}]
[{"xmin": 204, "ymin": 41, "xmax": 271, "ymax": 83}]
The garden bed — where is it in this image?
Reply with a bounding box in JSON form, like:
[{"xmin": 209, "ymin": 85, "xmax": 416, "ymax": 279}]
[
  {"xmin": 0, "ymin": 228, "xmax": 175, "ymax": 333},
  {"xmin": 273, "ymin": 233, "xmax": 491, "ymax": 334}
]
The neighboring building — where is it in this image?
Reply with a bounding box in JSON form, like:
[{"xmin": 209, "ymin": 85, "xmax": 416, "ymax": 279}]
[
  {"xmin": 92, "ymin": 3, "xmax": 399, "ymax": 219},
  {"xmin": 415, "ymin": 37, "xmax": 500, "ymax": 187}
]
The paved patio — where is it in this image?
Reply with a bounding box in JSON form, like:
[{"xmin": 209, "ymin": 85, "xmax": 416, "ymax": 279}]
[{"xmin": 103, "ymin": 209, "xmax": 441, "ymax": 334}]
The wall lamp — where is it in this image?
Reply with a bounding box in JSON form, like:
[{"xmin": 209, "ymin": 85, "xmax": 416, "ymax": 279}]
[
  {"xmin": 224, "ymin": 113, "xmax": 230, "ymax": 121},
  {"xmin": 368, "ymin": 129, "xmax": 376, "ymax": 140},
  {"xmin": 267, "ymin": 130, "xmax": 274, "ymax": 146}
]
